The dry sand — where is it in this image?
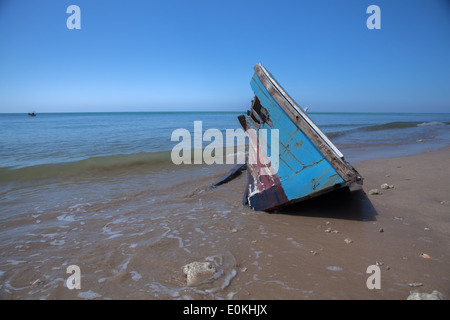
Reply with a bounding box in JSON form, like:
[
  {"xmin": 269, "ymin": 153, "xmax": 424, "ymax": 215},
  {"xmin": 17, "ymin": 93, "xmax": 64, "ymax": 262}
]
[
  {"xmin": 215, "ymin": 146, "xmax": 450, "ymax": 300},
  {"xmin": 350, "ymin": 146, "xmax": 450, "ymax": 299}
]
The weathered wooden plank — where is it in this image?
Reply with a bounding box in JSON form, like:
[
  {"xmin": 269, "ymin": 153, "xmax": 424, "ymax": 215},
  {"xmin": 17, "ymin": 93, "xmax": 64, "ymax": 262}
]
[{"xmin": 210, "ymin": 162, "xmax": 247, "ymax": 188}]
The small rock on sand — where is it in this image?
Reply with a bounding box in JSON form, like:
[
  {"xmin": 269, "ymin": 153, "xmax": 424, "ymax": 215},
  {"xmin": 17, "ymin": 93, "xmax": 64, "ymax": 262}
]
[
  {"xmin": 407, "ymin": 290, "xmax": 445, "ymax": 300},
  {"xmin": 408, "ymin": 283, "xmax": 423, "ymax": 287},
  {"xmin": 381, "ymin": 183, "xmax": 394, "ymax": 190},
  {"xmin": 369, "ymin": 189, "xmax": 382, "ymax": 195},
  {"xmin": 182, "ymin": 261, "xmax": 217, "ymax": 286}
]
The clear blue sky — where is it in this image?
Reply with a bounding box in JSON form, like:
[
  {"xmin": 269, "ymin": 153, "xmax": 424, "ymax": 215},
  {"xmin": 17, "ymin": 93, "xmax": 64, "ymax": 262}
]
[{"xmin": 0, "ymin": 0, "xmax": 449, "ymax": 113}]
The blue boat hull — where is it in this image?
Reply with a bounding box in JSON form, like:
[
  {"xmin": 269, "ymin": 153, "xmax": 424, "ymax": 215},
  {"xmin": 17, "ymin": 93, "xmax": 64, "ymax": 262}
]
[{"xmin": 239, "ymin": 64, "xmax": 362, "ymax": 211}]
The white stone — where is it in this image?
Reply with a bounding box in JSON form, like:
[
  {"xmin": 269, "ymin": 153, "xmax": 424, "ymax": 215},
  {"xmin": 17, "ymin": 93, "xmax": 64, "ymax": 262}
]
[{"xmin": 182, "ymin": 261, "xmax": 216, "ymax": 286}]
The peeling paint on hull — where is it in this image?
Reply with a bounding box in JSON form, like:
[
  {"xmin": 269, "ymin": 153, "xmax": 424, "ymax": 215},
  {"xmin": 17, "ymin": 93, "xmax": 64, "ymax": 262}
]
[{"xmin": 239, "ymin": 64, "xmax": 363, "ymax": 211}]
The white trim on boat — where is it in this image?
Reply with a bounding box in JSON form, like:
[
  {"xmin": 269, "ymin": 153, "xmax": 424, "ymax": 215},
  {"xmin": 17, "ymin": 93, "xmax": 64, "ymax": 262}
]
[{"xmin": 259, "ymin": 64, "xmax": 344, "ymax": 159}]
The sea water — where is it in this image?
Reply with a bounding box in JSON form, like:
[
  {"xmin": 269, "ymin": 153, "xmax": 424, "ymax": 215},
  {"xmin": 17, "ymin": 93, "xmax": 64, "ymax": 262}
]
[{"xmin": 1, "ymin": 112, "xmax": 449, "ymax": 170}]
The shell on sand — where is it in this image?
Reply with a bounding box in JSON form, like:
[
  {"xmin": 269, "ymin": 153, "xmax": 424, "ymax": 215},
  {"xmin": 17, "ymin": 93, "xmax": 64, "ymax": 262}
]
[
  {"xmin": 369, "ymin": 189, "xmax": 382, "ymax": 195},
  {"xmin": 407, "ymin": 290, "xmax": 445, "ymax": 300}
]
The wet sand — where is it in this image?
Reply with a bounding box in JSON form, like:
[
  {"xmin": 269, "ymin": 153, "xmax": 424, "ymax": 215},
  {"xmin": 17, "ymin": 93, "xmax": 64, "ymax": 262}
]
[{"xmin": 1, "ymin": 147, "xmax": 449, "ymax": 300}]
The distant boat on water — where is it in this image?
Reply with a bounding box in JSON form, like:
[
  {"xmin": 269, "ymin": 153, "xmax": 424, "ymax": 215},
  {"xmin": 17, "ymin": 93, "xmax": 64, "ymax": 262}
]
[{"xmin": 28, "ymin": 112, "xmax": 36, "ymax": 117}]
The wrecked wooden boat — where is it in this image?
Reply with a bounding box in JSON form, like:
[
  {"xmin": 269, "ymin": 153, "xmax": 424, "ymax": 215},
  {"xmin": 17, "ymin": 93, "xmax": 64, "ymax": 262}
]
[{"xmin": 238, "ymin": 64, "xmax": 363, "ymax": 211}]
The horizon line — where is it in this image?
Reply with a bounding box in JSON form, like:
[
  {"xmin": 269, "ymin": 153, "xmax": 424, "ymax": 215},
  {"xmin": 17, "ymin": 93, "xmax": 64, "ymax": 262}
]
[{"xmin": 1, "ymin": 111, "xmax": 450, "ymax": 115}]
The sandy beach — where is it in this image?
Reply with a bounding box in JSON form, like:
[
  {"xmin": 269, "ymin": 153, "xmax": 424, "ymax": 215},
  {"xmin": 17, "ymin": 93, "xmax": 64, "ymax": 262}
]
[
  {"xmin": 215, "ymin": 146, "xmax": 450, "ymax": 300},
  {"xmin": 349, "ymin": 146, "xmax": 450, "ymax": 299},
  {"xmin": 1, "ymin": 145, "xmax": 449, "ymax": 300}
]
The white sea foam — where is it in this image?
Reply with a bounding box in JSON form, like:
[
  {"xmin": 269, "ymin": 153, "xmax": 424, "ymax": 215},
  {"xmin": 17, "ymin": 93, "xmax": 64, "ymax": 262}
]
[
  {"xmin": 104, "ymin": 234, "xmax": 123, "ymax": 240},
  {"xmin": 50, "ymin": 240, "xmax": 65, "ymax": 246},
  {"xmin": 6, "ymin": 260, "xmax": 26, "ymax": 265},
  {"xmin": 327, "ymin": 266, "xmax": 343, "ymax": 271},
  {"xmin": 78, "ymin": 290, "xmax": 102, "ymax": 299},
  {"xmin": 145, "ymin": 282, "xmax": 181, "ymax": 298},
  {"xmin": 195, "ymin": 227, "xmax": 205, "ymax": 234},
  {"xmin": 42, "ymin": 233, "xmax": 59, "ymax": 238},
  {"xmin": 418, "ymin": 121, "xmax": 445, "ymax": 127},
  {"xmin": 57, "ymin": 214, "xmax": 76, "ymax": 222},
  {"xmin": 168, "ymin": 235, "xmax": 184, "ymax": 249},
  {"xmin": 130, "ymin": 271, "xmax": 142, "ymax": 281}
]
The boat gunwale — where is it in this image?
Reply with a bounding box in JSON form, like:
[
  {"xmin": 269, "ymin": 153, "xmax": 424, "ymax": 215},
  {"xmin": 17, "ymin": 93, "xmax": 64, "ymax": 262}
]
[
  {"xmin": 257, "ymin": 64, "xmax": 344, "ymax": 158},
  {"xmin": 252, "ymin": 63, "xmax": 362, "ymax": 187}
]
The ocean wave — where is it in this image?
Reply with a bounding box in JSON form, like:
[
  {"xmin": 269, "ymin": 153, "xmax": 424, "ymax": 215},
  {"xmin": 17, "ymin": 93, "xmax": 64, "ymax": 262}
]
[
  {"xmin": 0, "ymin": 147, "xmax": 246, "ymax": 184},
  {"xmin": 326, "ymin": 121, "xmax": 449, "ymax": 140},
  {"xmin": 417, "ymin": 121, "xmax": 447, "ymax": 127},
  {"xmin": 361, "ymin": 121, "xmax": 421, "ymax": 131},
  {"xmin": 325, "ymin": 131, "xmax": 349, "ymax": 139},
  {"xmin": 0, "ymin": 151, "xmax": 174, "ymax": 183}
]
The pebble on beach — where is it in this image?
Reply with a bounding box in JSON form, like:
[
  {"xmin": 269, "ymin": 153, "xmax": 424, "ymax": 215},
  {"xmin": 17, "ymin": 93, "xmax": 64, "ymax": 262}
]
[
  {"xmin": 408, "ymin": 283, "xmax": 423, "ymax": 287},
  {"xmin": 407, "ymin": 290, "xmax": 445, "ymax": 300},
  {"xmin": 381, "ymin": 183, "xmax": 394, "ymax": 190},
  {"xmin": 369, "ymin": 189, "xmax": 382, "ymax": 195}
]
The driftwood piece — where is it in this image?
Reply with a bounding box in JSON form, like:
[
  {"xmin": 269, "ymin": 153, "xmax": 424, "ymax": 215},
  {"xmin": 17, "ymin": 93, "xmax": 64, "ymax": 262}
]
[{"xmin": 210, "ymin": 162, "xmax": 247, "ymax": 188}]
